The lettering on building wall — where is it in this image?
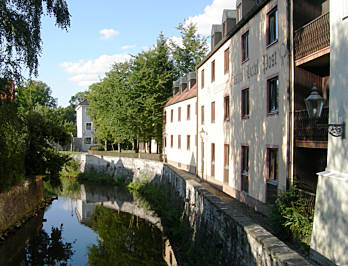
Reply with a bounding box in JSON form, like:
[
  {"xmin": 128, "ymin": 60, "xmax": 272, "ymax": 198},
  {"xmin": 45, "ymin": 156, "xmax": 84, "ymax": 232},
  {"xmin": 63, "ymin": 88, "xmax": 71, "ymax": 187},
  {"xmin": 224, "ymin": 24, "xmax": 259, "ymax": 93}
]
[{"xmin": 233, "ymin": 43, "xmax": 288, "ymax": 86}]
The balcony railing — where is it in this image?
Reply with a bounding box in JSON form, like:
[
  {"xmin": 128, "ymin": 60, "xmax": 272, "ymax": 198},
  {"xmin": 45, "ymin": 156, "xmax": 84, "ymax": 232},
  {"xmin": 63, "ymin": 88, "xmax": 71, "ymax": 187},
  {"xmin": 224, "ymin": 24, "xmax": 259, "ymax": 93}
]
[
  {"xmin": 294, "ymin": 12, "xmax": 330, "ymax": 61},
  {"xmin": 295, "ymin": 107, "xmax": 329, "ymax": 141}
]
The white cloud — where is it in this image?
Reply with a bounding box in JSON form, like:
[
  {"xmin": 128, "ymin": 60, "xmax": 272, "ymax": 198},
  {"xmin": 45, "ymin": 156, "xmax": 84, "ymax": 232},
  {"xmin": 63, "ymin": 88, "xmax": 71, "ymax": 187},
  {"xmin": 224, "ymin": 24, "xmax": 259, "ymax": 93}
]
[
  {"xmin": 167, "ymin": 36, "xmax": 183, "ymax": 48},
  {"xmin": 121, "ymin": 44, "xmax": 136, "ymax": 50},
  {"xmin": 60, "ymin": 54, "xmax": 131, "ymax": 87},
  {"xmin": 99, "ymin": 28, "xmax": 119, "ymax": 40},
  {"xmin": 185, "ymin": 0, "xmax": 237, "ymax": 36}
]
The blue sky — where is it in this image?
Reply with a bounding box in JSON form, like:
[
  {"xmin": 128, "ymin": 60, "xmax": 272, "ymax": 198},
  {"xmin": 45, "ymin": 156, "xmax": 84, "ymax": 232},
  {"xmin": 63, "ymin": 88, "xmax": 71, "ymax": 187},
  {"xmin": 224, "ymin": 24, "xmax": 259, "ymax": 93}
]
[{"xmin": 36, "ymin": 0, "xmax": 236, "ymax": 106}]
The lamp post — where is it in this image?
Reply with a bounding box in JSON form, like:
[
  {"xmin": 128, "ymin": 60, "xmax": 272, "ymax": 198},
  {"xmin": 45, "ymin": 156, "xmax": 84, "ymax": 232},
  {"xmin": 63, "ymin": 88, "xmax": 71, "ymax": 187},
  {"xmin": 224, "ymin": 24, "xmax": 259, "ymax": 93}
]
[
  {"xmin": 305, "ymin": 84, "xmax": 345, "ymax": 138},
  {"xmin": 199, "ymin": 128, "xmax": 207, "ymax": 182}
]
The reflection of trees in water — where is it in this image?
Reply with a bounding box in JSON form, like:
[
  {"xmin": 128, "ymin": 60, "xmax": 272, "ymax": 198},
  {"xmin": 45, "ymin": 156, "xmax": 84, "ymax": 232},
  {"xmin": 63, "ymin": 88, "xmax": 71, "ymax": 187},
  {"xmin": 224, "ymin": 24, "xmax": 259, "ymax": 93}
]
[
  {"xmin": 23, "ymin": 224, "xmax": 75, "ymax": 265},
  {"xmin": 88, "ymin": 206, "xmax": 165, "ymax": 266}
]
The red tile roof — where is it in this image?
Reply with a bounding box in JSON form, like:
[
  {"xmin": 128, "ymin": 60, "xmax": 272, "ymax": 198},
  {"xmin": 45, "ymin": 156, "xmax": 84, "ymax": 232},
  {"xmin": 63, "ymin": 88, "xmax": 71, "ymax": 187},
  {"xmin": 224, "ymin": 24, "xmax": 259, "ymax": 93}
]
[{"xmin": 165, "ymin": 84, "xmax": 197, "ymax": 107}]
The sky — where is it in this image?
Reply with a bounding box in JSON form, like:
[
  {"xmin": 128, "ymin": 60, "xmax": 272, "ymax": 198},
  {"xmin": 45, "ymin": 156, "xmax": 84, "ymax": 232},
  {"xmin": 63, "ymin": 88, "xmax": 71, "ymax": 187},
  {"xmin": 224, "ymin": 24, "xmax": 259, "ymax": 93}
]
[{"xmin": 36, "ymin": 0, "xmax": 236, "ymax": 107}]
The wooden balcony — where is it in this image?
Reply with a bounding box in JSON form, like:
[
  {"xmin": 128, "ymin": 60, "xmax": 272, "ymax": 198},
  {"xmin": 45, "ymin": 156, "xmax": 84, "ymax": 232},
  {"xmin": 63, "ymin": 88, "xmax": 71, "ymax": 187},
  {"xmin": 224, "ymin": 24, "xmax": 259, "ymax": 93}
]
[
  {"xmin": 294, "ymin": 13, "xmax": 330, "ymax": 65},
  {"xmin": 294, "ymin": 107, "xmax": 328, "ymax": 148}
]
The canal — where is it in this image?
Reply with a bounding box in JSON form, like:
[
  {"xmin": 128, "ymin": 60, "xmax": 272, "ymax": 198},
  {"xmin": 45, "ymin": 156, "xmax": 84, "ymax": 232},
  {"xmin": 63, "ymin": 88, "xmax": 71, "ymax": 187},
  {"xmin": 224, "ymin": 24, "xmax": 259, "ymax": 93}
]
[{"xmin": 0, "ymin": 183, "xmax": 168, "ymax": 265}]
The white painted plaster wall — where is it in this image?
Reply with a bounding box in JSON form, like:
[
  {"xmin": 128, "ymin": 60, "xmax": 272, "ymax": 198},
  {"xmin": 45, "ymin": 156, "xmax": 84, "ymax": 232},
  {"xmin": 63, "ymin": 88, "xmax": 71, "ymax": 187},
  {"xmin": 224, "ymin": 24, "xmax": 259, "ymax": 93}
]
[
  {"xmin": 197, "ymin": 0, "xmax": 290, "ymax": 204},
  {"xmin": 164, "ymin": 96, "xmax": 197, "ymax": 173},
  {"xmin": 310, "ymin": 1, "xmax": 348, "ymax": 265},
  {"xmin": 76, "ymin": 104, "xmax": 94, "ymax": 152}
]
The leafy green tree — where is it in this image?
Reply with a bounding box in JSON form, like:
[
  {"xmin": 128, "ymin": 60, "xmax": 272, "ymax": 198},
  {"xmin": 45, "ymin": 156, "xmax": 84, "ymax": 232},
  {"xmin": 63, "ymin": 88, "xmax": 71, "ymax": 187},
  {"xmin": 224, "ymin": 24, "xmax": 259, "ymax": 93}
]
[
  {"xmin": 169, "ymin": 22, "xmax": 208, "ymax": 76},
  {"xmin": 16, "ymin": 80, "xmax": 57, "ymax": 113},
  {"xmin": 0, "ymin": 0, "xmax": 70, "ymax": 82},
  {"xmin": 0, "ymin": 103, "xmax": 26, "ymax": 192},
  {"xmin": 69, "ymin": 90, "xmax": 89, "ymax": 107},
  {"xmin": 129, "ymin": 33, "xmax": 174, "ymax": 150}
]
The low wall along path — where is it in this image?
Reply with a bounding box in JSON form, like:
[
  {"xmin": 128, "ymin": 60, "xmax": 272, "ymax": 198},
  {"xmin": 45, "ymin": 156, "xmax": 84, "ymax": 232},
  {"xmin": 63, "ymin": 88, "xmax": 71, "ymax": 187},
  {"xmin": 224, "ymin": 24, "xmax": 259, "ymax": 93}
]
[{"xmin": 78, "ymin": 153, "xmax": 313, "ymax": 265}]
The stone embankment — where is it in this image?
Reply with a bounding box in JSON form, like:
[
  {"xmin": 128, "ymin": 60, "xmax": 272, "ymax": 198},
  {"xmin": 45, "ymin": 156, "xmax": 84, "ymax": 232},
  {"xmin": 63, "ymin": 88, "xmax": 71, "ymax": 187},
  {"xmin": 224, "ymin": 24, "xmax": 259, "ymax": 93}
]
[
  {"xmin": 77, "ymin": 153, "xmax": 313, "ymax": 265},
  {"xmin": 0, "ymin": 176, "xmax": 45, "ymax": 233}
]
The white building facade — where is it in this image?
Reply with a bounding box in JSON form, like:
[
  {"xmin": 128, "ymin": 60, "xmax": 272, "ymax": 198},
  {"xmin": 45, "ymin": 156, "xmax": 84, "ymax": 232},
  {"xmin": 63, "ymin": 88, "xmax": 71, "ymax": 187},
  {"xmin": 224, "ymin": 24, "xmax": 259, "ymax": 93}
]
[
  {"xmin": 164, "ymin": 73, "xmax": 197, "ymax": 174},
  {"xmin": 197, "ymin": 0, "xmax": 290, "ymax": 211},
  {"xmin": 75, "ymin": 99, "xmax": 95, "ymax": 152}
]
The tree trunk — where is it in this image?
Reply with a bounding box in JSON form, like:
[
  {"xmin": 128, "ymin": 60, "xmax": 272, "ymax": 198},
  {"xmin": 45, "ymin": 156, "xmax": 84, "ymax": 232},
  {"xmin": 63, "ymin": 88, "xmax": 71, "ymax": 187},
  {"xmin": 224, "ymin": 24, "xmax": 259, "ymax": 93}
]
[{"xmin": 104, "ymin": 140, "xmax": 107, "ymax": 151}]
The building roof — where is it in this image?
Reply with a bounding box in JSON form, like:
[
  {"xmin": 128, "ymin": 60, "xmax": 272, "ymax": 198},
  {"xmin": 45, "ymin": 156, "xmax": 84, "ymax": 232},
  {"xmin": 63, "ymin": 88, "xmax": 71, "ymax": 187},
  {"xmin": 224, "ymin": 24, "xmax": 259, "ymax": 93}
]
[
  {"xmin": 196, "ymin": 0, "xmax": 270, "ymax": 70},
  {"xmin": 78, "ymin": 99, "xmax": 89, "ymax": 106},
  {"xmin": 165, "ymin": 84, "xmax": 197, "ymax": 107}
]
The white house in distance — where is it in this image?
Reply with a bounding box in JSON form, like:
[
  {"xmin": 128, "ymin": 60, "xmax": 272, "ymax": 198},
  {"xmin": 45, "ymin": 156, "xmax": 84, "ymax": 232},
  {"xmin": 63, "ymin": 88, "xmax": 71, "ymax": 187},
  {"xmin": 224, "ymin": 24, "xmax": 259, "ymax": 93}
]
[
  {"xmin": 163, "ymin": 72, "xmax": 197, "ymax": 174},
  {"xmin": 75, "ymin": 99, "xmax": 94, "ymax": 152}
]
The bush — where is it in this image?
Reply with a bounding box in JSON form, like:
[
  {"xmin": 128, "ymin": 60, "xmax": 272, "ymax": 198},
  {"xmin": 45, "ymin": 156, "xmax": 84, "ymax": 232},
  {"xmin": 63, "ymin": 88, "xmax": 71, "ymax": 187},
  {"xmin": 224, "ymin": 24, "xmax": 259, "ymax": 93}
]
[
  {"xmin": 271, "ymin": 186, "xmax": 313, "ymax": 243},
  {"xmin": 89, "ymin": 144, "xmax": 104, "ymax": 151},
  {"xmin": 0, "ymin": 104, "xmax": 26, "ymax": 192}
]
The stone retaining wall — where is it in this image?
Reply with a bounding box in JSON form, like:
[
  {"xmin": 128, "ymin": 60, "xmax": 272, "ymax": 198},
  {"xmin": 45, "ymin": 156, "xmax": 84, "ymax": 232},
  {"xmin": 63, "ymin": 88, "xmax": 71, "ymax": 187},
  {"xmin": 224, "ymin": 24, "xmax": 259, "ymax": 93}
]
[
  {"xmin": 78, "ymin": 154, "xmax": 312, "ymax": 265},
  {"xmin": 0, "ymin": 176, "xmax": 44, "ymax": 232}
]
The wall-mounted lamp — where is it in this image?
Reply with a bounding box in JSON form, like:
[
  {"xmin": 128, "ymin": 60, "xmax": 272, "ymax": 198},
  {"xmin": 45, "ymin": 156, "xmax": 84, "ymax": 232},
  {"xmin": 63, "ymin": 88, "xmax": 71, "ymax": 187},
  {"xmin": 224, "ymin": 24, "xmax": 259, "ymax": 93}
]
[{"xmin": 305, "ymin": 84, "xmax": 345, "ymax": 138}]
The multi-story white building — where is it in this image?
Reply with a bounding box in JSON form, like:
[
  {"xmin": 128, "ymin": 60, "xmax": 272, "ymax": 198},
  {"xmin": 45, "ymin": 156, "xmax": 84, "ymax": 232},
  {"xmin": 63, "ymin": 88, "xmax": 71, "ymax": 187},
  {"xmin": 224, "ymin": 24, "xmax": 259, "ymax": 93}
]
[
  {"xmin": 196, "ymin": 0, "xmax": 291, "ymax": 212},
  {"xmin": 163, "ymin": 72, "xmax": 197, "ymax": 174},
  {"xmin": 75, "ymin": 99, "xmax": 94, "ymax": 152}
]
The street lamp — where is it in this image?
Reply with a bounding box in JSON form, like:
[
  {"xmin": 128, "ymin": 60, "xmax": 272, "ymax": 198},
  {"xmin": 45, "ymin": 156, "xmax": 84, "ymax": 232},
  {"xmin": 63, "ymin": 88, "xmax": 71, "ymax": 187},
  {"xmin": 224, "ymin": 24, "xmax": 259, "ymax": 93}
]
[{"xmin": 305, "ymin": 84, "xmax": 345, "ymax": 138}]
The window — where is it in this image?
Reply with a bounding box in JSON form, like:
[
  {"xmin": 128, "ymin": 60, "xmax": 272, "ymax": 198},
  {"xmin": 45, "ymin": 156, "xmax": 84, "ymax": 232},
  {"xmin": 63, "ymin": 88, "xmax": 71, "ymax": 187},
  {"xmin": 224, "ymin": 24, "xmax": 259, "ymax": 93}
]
[
  {"xmin": 187, "ymin": 135, "xmax": 190, "ymax": 150},
  {"xmin": 201, "ymin": 69, "xmax": 205, "ymax": 89},
  {"xmin": 170, "ymin": 135, "xmax": 173, "ymax": 148},
  {"xmin": 242, "ymin": 31, "xmax": 249, "ymax": 62},
  {"xmin": 224, "ymin": 48, "xmax": 230, "ymax": 74},
  {"xmin": 84, "ymin": 137, "xmax": 91, "ymax": 144},
  {"xmin": 237, "ymin": 3, "xmax": 242, "ymax": 22},
  {"xmin": 178, "ymin": 135, "xmax": 181, "ymax": 149},
  {"xmin": 241, "ymin": 88, "xmax": 249, "ymax": 119},
  {"xmin": 86, "ymin": 122, "xmax": 92, "ymax": 130},
  {"xmin": 201, "ymin": 105, "xmax": 205, "ymax": 125},
  {"xmin": 224, "ymin": 144, "xmax": 229, "ymax": 184},
  {"xmin": 224, "ymin": 96, "xmax": 230, "ymax": 121},
  {"xmin": 211, "ymin": 143, "xmax": 215, "ymax": 177},
  {"xmin": 164, "ymin": 111, "xmax": 167, "ymax": 124},
  {"xmin": 267, "ymin": 7, "xmax": 278, "ymax": 46},
  {"xmin": 266, "ymin": 147, "xmax": 278, "ymax": 203},
  {"xmin": 178, "ymin": 107, "xmax": 181, "ymax": 121},
  {"xmin": 164, "ymin": 136, "xmax": 167, "ymax": 147},
  {"xmin": 267, "ymin": 76, "xmax": 279, "ymax": 114},
  {"xmin": 171, "ymin": 109, "xmax": 173, "ymax": 122},
  {"xmin": 187, "ymin": 104, "xmax": 191, "ymax": 120},
  {"xmin": 211, "ymin": 101, "xmax": 215, "ymax": 123},
  {"xmin": 211, "ymin": 60, "xmax": 215, "ymax": 82},
  {"xmin": 241, "ymin": 146, "xmax": 249, "ymax": 192}
]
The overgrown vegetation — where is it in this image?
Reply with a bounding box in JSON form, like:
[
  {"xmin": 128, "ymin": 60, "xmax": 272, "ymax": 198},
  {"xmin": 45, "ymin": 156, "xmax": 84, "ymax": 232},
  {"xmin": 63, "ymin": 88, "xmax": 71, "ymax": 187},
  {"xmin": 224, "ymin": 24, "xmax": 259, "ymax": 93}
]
[
  {"xmin": 77, "ymin": 170, "xmax": 126, "ymax": 186},
  {"xmin": 271, "ymin": 186, "xmax": 314, "ymax": 244},
  {"xmin": 127, "ymin": 180, "xmax": 225, "ymax": 265}
]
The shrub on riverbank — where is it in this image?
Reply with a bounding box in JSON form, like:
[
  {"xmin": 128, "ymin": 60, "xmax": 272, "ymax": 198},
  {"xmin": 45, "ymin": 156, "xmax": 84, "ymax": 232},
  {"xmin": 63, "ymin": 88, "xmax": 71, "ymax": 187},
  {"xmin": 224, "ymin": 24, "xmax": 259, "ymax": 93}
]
[
  {"xmin": 271, "ymin": 186, "xmax": 314, "ymax": 244},
  {"xmin": 0, "ymin": 104, "xmax": 26, "ymax": 192}
]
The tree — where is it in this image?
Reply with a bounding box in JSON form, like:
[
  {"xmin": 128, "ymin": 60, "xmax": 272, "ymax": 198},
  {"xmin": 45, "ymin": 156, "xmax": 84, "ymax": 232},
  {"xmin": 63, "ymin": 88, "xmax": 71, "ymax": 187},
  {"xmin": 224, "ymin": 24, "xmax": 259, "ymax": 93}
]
[
  {"xmin": 69, "ymin": 91, "xmax": 89, "ymax": 108},
  {"xmin": 0, "ymin": 0, "xmax": 70, "ymax": 82},
  {"xmin": 16, "ymin": 80, "xmax": 57, "ymax": 113},
  {"xmin": 129, "ymin": 33, "xmax": 174, "ymax": 150},
  {"xmin": 170, "ymin": 22, "xmax": 209, "ymax": 77}
]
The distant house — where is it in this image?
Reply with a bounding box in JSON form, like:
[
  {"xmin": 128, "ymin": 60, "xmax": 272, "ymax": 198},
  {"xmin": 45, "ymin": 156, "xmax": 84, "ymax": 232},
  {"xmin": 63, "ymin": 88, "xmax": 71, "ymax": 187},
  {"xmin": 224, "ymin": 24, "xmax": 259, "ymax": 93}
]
[{"xmin": 75, "ymin": 99, "xmax": 94, "ymax": 152}]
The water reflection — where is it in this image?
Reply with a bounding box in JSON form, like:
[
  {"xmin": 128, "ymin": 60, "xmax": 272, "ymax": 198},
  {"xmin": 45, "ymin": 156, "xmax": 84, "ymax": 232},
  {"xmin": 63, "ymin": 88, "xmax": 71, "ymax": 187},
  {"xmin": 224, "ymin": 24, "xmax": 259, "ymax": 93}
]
[{"xmin": 0, "ymin": 183, "xmax": 167, "ymax": 265}]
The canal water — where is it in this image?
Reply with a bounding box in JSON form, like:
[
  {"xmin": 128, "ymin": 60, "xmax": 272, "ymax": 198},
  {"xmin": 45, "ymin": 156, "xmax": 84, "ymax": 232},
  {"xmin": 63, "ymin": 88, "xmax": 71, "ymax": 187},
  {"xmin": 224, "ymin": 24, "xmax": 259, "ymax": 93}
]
[{"xmin": 0, "ymin": 184, "xmax": 167, "ymax": 266}]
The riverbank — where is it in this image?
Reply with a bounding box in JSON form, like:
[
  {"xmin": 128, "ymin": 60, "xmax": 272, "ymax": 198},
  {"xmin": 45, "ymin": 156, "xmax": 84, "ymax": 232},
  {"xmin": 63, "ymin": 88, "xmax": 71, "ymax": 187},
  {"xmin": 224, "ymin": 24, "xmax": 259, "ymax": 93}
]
[
  {"xmin": 0, "ymin": 176, "xmax": 44, "ymax": 234},
  {"xmin": 76, "ymin": 153, "xmax": 314, "ymax": 265}
]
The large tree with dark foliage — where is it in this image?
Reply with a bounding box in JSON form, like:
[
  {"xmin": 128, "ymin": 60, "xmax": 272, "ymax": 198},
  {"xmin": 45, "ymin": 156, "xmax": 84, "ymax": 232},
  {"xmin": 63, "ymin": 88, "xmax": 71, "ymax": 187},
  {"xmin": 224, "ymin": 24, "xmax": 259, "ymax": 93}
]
[{"xmin": 0, "ymin": 0, "xmax": 70, "ymax": 83}]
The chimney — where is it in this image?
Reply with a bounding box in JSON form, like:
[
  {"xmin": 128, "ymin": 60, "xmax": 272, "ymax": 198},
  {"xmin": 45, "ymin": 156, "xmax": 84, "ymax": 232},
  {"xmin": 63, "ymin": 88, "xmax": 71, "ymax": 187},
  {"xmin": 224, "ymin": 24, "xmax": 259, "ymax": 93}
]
[
  {"xmin": 236, "ymin": 0, "xmax": 257, "ymax": 22},
  {"xmin": 211, "ymin": 24, "xmax": 223, "ymax": 50},
  {"xmin": 187, "ymin": 72, "xmax": 196, "ymax": 89},
  {"xmin": 222, "ymin": 9, "xmax": 237, "ymax": 37},
  {"xmin": 173, "ymin": 79, "xmax": 180, "ymax": 96},
  {"xmin": 179, "ymin": 75, "xmax": 187, "ymax": 94}
]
